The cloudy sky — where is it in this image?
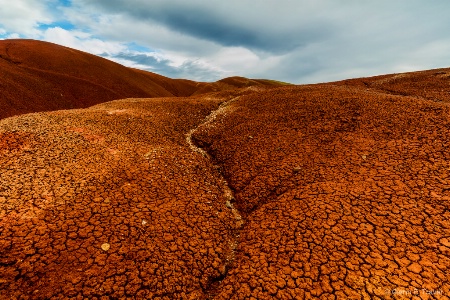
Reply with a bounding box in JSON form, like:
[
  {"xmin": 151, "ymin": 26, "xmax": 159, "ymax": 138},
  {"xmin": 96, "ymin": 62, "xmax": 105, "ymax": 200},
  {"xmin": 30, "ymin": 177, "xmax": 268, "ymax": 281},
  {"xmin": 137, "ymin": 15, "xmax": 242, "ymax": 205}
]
[{"xmin": 1, "ymin": 0, "xmax": 449, "ymax": 83}]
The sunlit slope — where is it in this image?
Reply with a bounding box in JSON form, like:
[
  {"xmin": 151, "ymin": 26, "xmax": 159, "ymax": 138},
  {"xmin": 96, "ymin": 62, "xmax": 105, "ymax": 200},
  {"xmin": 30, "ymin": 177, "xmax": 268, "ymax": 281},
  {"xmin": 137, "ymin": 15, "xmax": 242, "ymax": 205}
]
[{"xmin": 192, "ymin": 81, "xmax": 450, "ymax": 298}]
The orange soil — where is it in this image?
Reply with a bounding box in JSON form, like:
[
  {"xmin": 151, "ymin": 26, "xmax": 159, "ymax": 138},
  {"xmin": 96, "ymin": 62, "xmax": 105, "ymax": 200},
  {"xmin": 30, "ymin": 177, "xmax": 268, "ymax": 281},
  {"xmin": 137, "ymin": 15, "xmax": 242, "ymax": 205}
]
[
  {"xmin": 192, "ymin": 82, "xmax": 450, "ymax": 299},
  {"xmin": 1, "ymin": 40, "xmax": 450, "ymax": 299},
  {"xmin": 0, "ymin": 94, "xmax": 243, "ymax": 299},
  {"xmin": 335, "ymin": 68, "xmax": 450, "ymax": 103}
]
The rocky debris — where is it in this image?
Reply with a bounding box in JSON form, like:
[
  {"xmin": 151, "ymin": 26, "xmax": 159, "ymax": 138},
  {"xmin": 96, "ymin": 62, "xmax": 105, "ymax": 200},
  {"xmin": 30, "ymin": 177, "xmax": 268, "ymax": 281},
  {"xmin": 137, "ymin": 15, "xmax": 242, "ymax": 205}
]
[{"xmin": 101, "ymin": 243, "xmax": 111, "ymax": 252}]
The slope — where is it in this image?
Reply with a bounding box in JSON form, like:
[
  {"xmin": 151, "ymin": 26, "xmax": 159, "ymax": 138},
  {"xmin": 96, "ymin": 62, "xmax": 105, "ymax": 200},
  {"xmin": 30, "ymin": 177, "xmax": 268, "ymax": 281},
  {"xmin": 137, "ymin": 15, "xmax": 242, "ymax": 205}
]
[
  {"xmin": 2, "ymin": 59, "xmax": 449, "ymax": 298},
  {"xmin": 0, "ymin": 39, "xmax": 189, "ymax": 119},
  {"xmin": 0, "ymin": 92, "xmax": 242, "ymax": 299},
  {"xmin": 191, "ymin": 76, "xmax": 450, "ymax": 298},
  {"xmin": 0, "ymin": 39, "xmax": 286, "ymax": 120},
  {"xmin": 335, "ymin": 67, "xmax": 450, "ymax": 103}
]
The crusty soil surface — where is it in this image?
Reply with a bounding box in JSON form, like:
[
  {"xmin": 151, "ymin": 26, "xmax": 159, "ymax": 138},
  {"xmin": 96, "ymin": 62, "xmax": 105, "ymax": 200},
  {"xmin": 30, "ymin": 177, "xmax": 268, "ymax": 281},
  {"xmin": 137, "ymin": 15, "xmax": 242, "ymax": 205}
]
[
  {"xmin": 192, "ymin": 84, "xmax": 450, "ymax": 299},
  {"xmin": 1, "ymin": 57, "xmax": 450, "ymax": 299},
  {"xmin": 0, "ymin": 94, "xmax": 244, "ymax": 299}
]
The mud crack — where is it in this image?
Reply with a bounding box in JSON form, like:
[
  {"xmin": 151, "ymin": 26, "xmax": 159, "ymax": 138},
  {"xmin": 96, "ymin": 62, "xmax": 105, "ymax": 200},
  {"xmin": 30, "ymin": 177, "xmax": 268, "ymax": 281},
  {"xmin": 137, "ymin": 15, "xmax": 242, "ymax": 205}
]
[{"xmin": 186, "ymin": 96, "xmax": 244, "ymax": 296}]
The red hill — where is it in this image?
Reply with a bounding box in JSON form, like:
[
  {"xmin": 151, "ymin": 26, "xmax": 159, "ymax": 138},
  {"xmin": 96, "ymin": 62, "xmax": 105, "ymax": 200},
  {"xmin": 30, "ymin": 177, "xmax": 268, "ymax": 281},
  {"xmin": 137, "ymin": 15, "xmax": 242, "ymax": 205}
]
[
  {"xmin": 2, "ymin": 40, "xmax": 449, "ymax": 299},
  {"xmin": 0, "ymin": 39, "xmax": 283, "ymax": 120},
  {"xmin": 335, "ymin": 67, "xmax": 450, "ymax": 103}
]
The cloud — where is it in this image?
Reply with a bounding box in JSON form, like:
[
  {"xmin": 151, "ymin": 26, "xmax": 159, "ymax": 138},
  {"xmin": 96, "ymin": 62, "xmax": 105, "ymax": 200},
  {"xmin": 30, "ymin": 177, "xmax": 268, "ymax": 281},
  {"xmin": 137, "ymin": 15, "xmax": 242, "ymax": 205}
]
[
  {"xmin": 2, "ymin": 0, "xmax": 450, "ymax": 83},
  {"xmin": 0, "ymin": 0, "xmax": 52, "ymax": 37},
  {"xmin": 109, "ymin": 52, "xmax": 224, "ymax": 81},
  {"xmin": 68, "ymin": 0, "xmax": 450, "ymax": 83},
  {"xmin": 42, "ymin": 27, "xmax": 126, "ymax": 55},
  {"xmin": 75, "ymin": 0, "xmax": 330, "ymax": 54}
]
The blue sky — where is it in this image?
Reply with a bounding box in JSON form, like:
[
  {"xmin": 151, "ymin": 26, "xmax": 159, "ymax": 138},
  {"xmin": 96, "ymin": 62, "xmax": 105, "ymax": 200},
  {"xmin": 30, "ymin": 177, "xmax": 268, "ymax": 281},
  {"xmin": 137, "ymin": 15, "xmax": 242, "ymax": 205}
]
[{"xmin": 1, "ymin": 0, "xmax": 450, "ymax": 83}]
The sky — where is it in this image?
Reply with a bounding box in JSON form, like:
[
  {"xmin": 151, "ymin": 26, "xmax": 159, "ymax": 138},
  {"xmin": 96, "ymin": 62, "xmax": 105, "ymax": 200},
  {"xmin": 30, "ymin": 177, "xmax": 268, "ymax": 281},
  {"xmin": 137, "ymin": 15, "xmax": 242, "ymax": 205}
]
[{"xmin": 1, "ymin": 0, "xmax": 450, "ymax": 84}]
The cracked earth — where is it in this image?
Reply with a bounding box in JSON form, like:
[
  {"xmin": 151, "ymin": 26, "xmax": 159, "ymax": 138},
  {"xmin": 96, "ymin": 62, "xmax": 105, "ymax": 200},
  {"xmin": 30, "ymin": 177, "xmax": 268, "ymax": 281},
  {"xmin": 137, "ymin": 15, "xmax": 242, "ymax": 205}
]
[{"xmin": 1, "ymin": 68, "xmax": 450, "ymax": 299}]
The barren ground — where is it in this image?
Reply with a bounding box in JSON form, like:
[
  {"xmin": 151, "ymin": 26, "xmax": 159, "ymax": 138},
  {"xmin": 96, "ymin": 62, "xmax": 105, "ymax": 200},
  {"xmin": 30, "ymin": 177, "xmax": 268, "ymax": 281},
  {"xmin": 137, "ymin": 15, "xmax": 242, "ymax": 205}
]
[{"xmin": 1, "ymin": 41, "xmax": 450, "ymax": 299}]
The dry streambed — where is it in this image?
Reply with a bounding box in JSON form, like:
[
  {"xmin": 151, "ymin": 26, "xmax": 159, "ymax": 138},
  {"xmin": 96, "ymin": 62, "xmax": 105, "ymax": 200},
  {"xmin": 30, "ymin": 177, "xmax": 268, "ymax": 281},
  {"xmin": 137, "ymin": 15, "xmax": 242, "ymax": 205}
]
[{"xmin": 0, "ymin": 94, "xmax": 242, "ymax": 299}]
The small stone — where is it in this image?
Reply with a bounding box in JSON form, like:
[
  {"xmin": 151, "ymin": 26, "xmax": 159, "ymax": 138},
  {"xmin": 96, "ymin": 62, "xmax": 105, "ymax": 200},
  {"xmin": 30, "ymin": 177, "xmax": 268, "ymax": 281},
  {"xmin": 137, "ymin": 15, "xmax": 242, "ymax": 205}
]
[
  {"xmin": 225, "ymin": 200, "xmax": 232, "ymax": 209},
  {"xmin": 361, "ymin": 154, "xmax": 367, "ymax": 160},
  {"xmin": 293, "ymin": 166, "xmax": 302, "ymax": 173},
  {"xmin": 142, "ymin": 219, "xmax": 147, "ymax": 226},
  {"xmin": 101, "ymin": 243, "xmax": 110, "ymax": 251}
]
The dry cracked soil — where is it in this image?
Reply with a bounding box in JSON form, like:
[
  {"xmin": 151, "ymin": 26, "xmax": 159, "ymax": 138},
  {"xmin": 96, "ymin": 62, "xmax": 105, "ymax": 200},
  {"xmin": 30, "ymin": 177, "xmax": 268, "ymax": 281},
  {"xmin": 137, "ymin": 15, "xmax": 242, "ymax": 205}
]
[{"xmin": 1, "ymin": 41, "xmax": 450, "ymax": 300}]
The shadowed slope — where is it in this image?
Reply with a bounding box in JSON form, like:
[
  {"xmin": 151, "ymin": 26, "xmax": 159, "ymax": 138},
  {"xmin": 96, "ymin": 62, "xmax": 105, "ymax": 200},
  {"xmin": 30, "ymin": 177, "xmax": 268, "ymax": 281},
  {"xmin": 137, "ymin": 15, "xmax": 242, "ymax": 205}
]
[
  {"xmin": 0, "ymin": 40, "xmax": 286, "ymax": 120},
  {"xmin": 0, "ymin": 39, "xmax": 186, "ymax": 119}
]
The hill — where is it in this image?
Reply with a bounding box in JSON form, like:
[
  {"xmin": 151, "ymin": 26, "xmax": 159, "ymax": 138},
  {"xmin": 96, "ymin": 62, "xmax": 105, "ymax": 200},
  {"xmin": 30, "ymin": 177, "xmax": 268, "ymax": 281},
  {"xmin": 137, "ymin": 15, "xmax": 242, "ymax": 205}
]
[
  {"xmin": 0, "ymin": 45, "xmax": 449, "ymax": 299},
  {"xmin": 335, "ymin": 67, "xmax": 450, "ymax": 103},
  {"xmin": 191, "ymin": 82, "xmax": 450, "ymax": 298},
  {"xmin": 0, "ymin": 39, "xmax": 284, "ymax": 120}
]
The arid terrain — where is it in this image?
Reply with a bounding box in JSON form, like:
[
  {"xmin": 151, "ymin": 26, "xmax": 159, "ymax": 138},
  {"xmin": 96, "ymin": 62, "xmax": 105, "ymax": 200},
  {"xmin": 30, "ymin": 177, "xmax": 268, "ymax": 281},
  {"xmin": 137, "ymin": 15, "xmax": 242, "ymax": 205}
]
[
  {"xmin": 1, "ymin": 40, "xmax": 450, "ymax": 299},
  {"xmin": 0, "ymin": 40, "xmax": 281, "ymax": 120}
]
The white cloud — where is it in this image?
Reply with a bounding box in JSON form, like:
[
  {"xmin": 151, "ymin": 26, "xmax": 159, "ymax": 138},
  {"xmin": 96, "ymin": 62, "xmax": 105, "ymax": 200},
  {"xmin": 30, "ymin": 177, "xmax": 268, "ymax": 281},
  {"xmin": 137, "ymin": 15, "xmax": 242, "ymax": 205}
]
[
  {"xmin": 42, "ymin": 27, "xmax": 127, "ymax": 55},
  {"xmin": 0, "ymin": 0, "xmax": 52, "ymax": 37},
  {"xmin": 1, "ymin": 0, "xmax": 450, "ymax": 83}
]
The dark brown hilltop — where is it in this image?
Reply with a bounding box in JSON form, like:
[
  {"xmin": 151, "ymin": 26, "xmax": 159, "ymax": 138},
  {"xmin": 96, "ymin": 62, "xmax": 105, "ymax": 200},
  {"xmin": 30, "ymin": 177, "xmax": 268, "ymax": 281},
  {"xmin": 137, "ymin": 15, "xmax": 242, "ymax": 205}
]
[
  {"xmin": 1, "ymin": 40, "xmax": 450, "ymax": 299},
  {"xmin": 0, "ymin": 39, "xmax": 281, "ymax": 120}
]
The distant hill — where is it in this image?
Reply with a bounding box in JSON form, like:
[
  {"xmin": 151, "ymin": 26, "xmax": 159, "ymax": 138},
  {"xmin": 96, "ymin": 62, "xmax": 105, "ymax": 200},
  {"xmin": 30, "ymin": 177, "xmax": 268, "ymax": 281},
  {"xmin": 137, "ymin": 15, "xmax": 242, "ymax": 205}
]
[
  {"xmin": 334, "ymin": 67, "xmax": 450, "ymax": 103},
  {"xmin": 0, "ymin": 39, "xmax": 285, "ymax": 119}
]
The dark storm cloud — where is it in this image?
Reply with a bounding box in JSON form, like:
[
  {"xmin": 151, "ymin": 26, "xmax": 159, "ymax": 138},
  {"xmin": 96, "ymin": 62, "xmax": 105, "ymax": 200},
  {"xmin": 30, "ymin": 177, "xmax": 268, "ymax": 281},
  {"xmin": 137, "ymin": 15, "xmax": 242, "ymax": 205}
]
[
  {"xmin": 140, "ymin": 9, "xmax": 321, "ymax": 53},
  {"xmin": 78, "ymin": 0, "xmax": 328, "ymax": 54},
  {"xmin": 154, "ymin": 10, "xmax": 291, "ymax": 52},
  {"xmin": 37, "ymin": 0, "xmax": 450, "ymax": 83}
]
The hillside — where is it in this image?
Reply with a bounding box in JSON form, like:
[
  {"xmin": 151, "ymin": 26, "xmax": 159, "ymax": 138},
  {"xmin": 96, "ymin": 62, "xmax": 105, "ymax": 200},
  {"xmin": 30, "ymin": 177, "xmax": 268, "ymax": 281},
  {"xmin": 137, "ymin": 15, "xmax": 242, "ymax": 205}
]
[
  {"xmin": 0, "ymin": 39, "xmax": 282, "ymax": 120},
  {"xmin": 1, "ymin": 44, "xmax": 450, "ymax": 299},
  {"xmin": 335, "ymin": 68, "xmax": 450, "ymax": 103},
  {"xmin": 192, "ymin": 83, "xmax": 450, "ymax": 298}
]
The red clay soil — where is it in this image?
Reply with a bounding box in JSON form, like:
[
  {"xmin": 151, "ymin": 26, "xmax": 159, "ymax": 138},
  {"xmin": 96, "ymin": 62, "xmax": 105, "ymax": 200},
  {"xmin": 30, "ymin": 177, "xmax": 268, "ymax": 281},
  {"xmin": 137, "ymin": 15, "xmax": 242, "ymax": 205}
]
[
  {"xmin": 1, "ymin": 62, "xmax": 450, "ymax": 299},
  {"xmin": 335, "ymin": 67, "xmax": 450, "ymax": 103},
  {"xmin": 192, "ymin": 83, "xmax": 450, "ymax": 299},
  {"xmin": 0, "ymin": 39, "xmax": 182, "ymax": 119},
  {"xmin": 0, "ymin": 39, "xmax": 282, "ymax": 120},
  {"xmin": 0, "ymin": 93, "xmax": 246, "ymax": 299}
]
